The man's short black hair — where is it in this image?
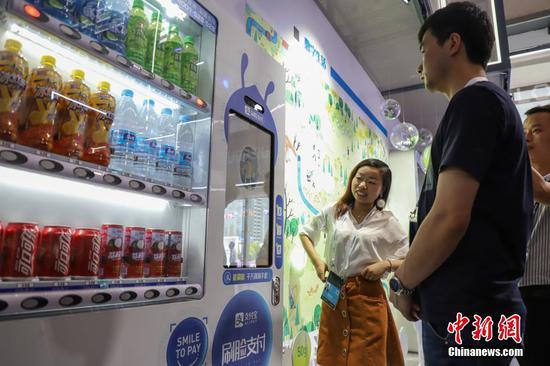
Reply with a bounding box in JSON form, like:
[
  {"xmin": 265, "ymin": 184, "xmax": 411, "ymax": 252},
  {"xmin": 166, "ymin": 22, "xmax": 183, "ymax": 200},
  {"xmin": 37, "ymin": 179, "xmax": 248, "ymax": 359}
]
[
  {"xmin": 526, "ymin": 104, "xmax": 550, "ymax": 116},
  {"xmin": 418, "ymin": 1, "xmax": 495, "ymax": 69}
]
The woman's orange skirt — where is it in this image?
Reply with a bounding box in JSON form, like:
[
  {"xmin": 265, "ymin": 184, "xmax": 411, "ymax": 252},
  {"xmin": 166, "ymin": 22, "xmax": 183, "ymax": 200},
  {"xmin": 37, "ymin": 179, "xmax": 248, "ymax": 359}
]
[{"xmin": 317, "ymin": 276, "xmax": 404, "ymax": 366}]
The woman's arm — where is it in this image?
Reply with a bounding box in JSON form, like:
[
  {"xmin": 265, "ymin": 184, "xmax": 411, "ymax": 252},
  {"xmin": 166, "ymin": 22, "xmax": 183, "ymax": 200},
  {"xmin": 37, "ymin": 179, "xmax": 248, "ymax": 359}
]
[
  {"xmin": 389, "ymin": 259, "xmax": 404, "ymax": 271},
  {"xmin": 361, "ymin": 258, "xmax": 403, "ymax": 281},
  {"xmin": 299, "ymin": 233, "xmax": 328, "ymax": 281}
]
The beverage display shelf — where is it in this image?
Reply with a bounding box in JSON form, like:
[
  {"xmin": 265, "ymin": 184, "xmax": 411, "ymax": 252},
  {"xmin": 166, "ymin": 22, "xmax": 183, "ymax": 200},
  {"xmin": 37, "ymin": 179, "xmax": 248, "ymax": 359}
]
[
  {"xmin": 0, "ymin": 279, "xmax": 202, "ymax": 318},
  {"xmin": 0, "ymin": 276, "xmax": 187, "ymax": 291},
  {"xmin": 8, "ymin": 1, "xmax": 211, "ymax": 117},
  {"xmin": 0, "ymin": 140, "xmax": 206, "ymax": 207}
]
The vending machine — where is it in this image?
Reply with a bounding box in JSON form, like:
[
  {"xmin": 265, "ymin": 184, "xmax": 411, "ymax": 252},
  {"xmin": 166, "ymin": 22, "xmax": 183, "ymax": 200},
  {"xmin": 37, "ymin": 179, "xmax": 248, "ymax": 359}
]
[{"xmin": 0, "ymin": 0, "xmax": 285, "ymax": 365}]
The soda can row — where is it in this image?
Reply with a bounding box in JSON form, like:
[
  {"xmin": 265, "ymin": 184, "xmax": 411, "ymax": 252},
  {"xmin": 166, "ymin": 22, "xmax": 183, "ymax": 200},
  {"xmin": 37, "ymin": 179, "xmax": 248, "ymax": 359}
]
[{"xmin": 0, "ymin": 222, "xmax": 183, "ymax": 280}]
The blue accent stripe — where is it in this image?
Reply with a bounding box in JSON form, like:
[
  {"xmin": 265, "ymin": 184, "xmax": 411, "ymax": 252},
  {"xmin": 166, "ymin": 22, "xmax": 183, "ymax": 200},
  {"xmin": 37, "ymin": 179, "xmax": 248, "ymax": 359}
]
[{"xmin": 330, "ymin": 67, "xmax": 388, "ymax": 136}]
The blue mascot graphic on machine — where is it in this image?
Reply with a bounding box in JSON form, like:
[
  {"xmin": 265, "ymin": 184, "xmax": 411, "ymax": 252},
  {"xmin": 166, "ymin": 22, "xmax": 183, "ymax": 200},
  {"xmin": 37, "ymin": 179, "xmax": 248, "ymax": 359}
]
[{"xmin": 224, "ymin": 53, "xmax": 279, "ymax": 163}]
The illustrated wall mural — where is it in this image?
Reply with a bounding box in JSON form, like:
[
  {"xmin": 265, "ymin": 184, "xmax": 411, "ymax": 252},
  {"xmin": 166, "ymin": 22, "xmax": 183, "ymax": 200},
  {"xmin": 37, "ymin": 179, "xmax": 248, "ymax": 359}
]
[{"xmin": 245, "ymin": 2, "xmax": 388, "ymax": 347}]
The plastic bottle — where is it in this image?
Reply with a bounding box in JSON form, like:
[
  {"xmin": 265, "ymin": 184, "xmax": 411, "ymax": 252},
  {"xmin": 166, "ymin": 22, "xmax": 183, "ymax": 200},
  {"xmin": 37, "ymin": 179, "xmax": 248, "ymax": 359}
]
[
  {"xmin": 0, "ymin": 39, "xmax": 29, "ymax": 143},
  {"xmin": 154, "ymin": 108, "xmax": 176, "ymax": 184},
  {"xmin": 162, "ymin": 22, "xmax": 183, "ymax": 86},
  {"xmin": 74, "ymin": 0, "xmax": 99, "ymax": 39},
  {"xmin": 96, "ymin": 0, "xmax": 129, "ymax": 54},
  {"xmin": 17, "ymin": 55, "xmax": 63, "ymax": 151},
  {"xmin": 39, "ymin": 0, "xmax": 76, "ymax": 25},
  {"xmin": 109, "ymin": 89, "xmax": 137, "ymax": 172},
  {"xmin": 174, "ymin": 115, "xmax": 194, "ymax": 189},
  {"xmin": 145, "ymin": 11, "xmax": 164, "ymax": 74},
  {"xmin": 83, "ymin": 81, "xmax": 116, "ymax": 166},
  {"xmin": 125, "ymin": 0, "xmax": 148, "ymax": 66},
  {"xmin": 133, "ymin": 98, "xmax": 157, "ymax": 177},
  {"xmin": 181, "ymin": 35, "xmax": 199, "ymax": 94},
  {"xmin": 192, "ymin": 118, "xmax": 209, "ymax": 188},
  {"xmin": 53, "ymin": 69, "xmax": 91, "ymax": 158}
]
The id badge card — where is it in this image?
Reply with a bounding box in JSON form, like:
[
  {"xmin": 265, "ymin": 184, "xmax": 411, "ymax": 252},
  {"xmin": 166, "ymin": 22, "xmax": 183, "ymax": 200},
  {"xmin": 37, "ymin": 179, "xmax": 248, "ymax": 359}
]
[{"xmin": 321, "ymin": 271, "xmax": 345, "ymax": 310}]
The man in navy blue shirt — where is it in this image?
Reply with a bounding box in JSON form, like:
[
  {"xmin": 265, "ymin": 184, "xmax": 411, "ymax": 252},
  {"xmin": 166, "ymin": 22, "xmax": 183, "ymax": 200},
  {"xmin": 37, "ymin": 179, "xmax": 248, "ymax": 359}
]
[{"xmin": 389, "ymin": 2, "xmax": 533, "ymax": 364}]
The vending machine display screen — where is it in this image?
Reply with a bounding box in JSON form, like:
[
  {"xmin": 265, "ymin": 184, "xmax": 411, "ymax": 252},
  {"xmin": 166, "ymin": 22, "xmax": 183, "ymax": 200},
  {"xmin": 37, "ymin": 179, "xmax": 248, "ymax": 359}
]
[{"xmin": 223, "ymin": 112, "xmax": 273, "ymax": 268}]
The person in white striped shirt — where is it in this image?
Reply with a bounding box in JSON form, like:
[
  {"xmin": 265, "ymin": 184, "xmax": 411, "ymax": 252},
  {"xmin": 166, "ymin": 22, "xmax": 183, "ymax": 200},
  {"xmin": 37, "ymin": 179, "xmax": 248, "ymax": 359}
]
[{"xmin": 520, "ymin": 104, "xmax": 550, "ymax": 365}]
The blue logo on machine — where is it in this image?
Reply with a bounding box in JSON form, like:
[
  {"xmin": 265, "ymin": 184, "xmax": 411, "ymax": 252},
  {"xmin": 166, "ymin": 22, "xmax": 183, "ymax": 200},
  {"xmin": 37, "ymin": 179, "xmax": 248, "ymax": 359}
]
[
  {"xmin": 212, "ymin": 290, "xmax": 273, "ymax": 366},
  {"xmin": 222, "ymin": 268, "xmax": 273, "ymax": 285},
  {"xmin": 224, "ymin": 53, "xmax": 279, "ymax": 163},
  {"xmin": 166, "ymin": 317, "xmax": 208, "ymax": 366},
  {"xmin": 274, "ymin": 194, "xmax": 284, "ymax": 269}
]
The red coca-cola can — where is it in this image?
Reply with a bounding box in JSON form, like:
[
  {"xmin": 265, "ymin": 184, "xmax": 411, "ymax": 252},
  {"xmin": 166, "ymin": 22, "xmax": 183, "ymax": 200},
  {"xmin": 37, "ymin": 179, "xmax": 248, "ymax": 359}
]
[
  {"xmin": 164, "ymin": 231, "xmax": 183, "ymax": 277},
  {"xmin": 35, "ymin": 226, "xmax": 73, "ymax": 279},
  {"xmin": 99, "ymin": 224, "xmax": 123, "ymax": 279},
  {"xmin": 70, "ymin": 228, "xmax": 101, "ymax": 278},
  {"xmin": 144, "ymin": 229, "xmax": 165, "ymax": 277},
  {"xmin": 121, "ymin": 226, "xmax": 146, "ymax": 278},
  {"xmin": 0, "ymin": 222, "xmax": 40, "ymax": 280}
]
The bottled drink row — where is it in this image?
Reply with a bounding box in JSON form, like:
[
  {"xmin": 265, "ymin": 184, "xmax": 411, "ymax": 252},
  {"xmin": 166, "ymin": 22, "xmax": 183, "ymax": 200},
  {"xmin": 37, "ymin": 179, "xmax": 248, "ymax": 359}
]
[
  {"xmin": 0, "ymin": 221, "xmax": 183, "ymax": 281},
  {"xmin": 0, "ymin": 39, "xmax": 195, "ymax": 188},
  {"xmin": 37, "ymin": 0, "xmax": 200, "ymax": 93}
]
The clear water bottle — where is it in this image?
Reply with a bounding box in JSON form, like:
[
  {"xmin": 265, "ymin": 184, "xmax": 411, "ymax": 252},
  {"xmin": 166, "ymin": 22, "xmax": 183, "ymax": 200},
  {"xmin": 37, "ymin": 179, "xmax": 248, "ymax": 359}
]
[
  {"xmin": 133, "ymin": 98, "xmax": 157, "ymax": 178},
  {"xmin": 192, "ymin": 119, "xmax": 210, "ymax": 188},
  {"xmin": 109, "ymin": 89, "xmax": 138, "ymax": 173},
  {"xmin": 95, "ymin": 0, "xmax": 129, "ymax": 54},
  {"xmin": 154, "ymin": 108, "xmax": 176, "ymax": 184},
  {"xmin": 174, "ymin": 115, "xmax": 194, "ymax": 189},
  {"xmin": 74, "ymin": 0, "xmax": 99, "ymax": 39}
]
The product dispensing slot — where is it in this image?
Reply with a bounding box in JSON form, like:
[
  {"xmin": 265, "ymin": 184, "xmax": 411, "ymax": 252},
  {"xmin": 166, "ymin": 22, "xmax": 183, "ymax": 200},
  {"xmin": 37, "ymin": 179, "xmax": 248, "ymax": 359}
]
[
  {"xmin": 184, "ymin": 286, "xmax": 198, "ymax": 296},
  {"xmin": 59, "ymin": 294, "xmax": 82, "ymax": 307},
  {"xmin": 103, "ymin": 174, "xmax": 122, "ymax": 185},
  {"xmin": 144, "ymin": 289, "xmax": 160, "ymax": 299},
  {"xmin": 73, "ymin": 167, "xmax": 94, "ymax": 179},
  {"xmin": 21, "ymin": 297, "xmax": 48, "ymax": 310},
  {"xmin": 0, "ymin": 149, "xmax": 27, "ymax": 164},
  {"xmin": 165, "ymin": 288, "xmax": 180, "ymax": 297},
  {"xmin": 58, "ymin": 24, "xmax": 80, "ymax": 40},
  {"xmin": 91, "ymin": 293, "xmax": 112, "ymax": 304},
  {"xmin": 172, "ymin": 190, "xmax": 185, "ymax": 199},
  {"xmin": 152, "ymin": 185, "xmax": 167, "ymax": 195},
  {"xmin": 119, "ymin": 291, "xmax": 137, "ymax": 302},
  {"xmin": 128, "ymin": 180, "xmax": 146, "ymax": 191},
  {"xmin": 39, "ymin": 159, "xmax": 63, "ymax": 172}
]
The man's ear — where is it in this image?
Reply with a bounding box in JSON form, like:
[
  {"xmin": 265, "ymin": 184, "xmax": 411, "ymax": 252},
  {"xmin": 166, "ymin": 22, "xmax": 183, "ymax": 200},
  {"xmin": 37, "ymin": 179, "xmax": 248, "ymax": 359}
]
[{"xmin": 446, "ymin": 32, "xmax": 463, "ymax": 57}]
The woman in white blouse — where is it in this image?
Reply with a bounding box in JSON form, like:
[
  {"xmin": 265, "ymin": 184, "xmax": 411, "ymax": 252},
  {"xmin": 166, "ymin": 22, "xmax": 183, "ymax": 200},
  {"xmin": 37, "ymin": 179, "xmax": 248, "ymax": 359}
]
[{"xmin": 299, "ymin": 158, "xmax": 408, "ymax": 366}]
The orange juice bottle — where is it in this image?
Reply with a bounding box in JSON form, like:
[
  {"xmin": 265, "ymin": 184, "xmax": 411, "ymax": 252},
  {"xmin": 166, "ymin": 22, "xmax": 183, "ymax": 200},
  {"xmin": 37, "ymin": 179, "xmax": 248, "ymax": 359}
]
[
  {"xmin": 18, "ymin": 55, "xmax": 62, "ymax": 151},
  {"xmin": 52, "ymin": 69, "xmax": 91, "ymax": 158},
  {"xmin": 82, "ymin": 81, "xmax": 116, "ymax": 166},
  {"xmin": 0, "ymin": 39, "xmax": 28, "ymax": 142}
]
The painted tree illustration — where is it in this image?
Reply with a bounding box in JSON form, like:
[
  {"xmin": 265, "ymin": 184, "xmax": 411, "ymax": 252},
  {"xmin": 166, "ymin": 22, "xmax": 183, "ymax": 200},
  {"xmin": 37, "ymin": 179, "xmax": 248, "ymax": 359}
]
[{"xmin": 284, "ymin": 186, "xmax": 295, "ymax": 238}]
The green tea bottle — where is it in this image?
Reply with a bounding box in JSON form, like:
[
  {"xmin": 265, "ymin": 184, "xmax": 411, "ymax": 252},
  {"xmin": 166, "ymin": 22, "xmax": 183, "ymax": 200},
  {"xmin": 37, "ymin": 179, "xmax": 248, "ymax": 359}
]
[
  {"xmin": 181, "ymin": 35, "xmax": 199, "ymax": 94},
  {"xmin": 145, "ymin": 11, "xmax": 164, "ymax": 74},
  {"xmin": 126, "ymin": 0, "xmax": 148, "ymax": 66},
  {"xmin": 162, "ymin": 22, "xmax": 183, "ymax": 86}
]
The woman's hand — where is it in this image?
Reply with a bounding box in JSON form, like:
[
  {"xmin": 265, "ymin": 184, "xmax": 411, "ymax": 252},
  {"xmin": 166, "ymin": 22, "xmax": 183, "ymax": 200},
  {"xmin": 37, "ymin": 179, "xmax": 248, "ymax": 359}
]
[
  {"xmin": 314, "ymin": 260, "xmax": 328, "ymax": 282},
  {"xmin": 361, "ymin": 261, "xmax": 390, "ymax": 281}
]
